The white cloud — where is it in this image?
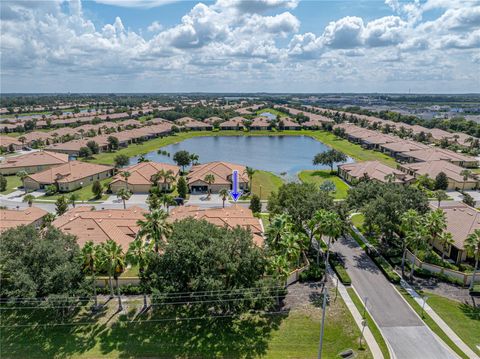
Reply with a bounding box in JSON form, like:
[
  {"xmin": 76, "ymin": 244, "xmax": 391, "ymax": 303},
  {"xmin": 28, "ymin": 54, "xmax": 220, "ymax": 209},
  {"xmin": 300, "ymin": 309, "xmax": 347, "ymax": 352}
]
[
  {"xmin": 93, "ymin": 0, "xmax": 180, "ymax": 8},
  {"xmin": 322, "ymin": 16, "xmax": 364, "ymax": 49},
  {"xmin": 147, "ymin": 20, "xmax": 163, "ymax": 32}
]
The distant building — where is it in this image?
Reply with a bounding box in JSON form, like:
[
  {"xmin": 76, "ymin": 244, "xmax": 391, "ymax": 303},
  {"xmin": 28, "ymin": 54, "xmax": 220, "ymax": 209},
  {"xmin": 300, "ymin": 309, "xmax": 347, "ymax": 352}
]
[
  {"xmin": 0, "ymin": 207, "xmax": 49, "ymax": 233},
  {"xmin": 338, "ymin": 160, "xmax": 413, "ymax": 184},
  {"xmin": 0, "ymin": 151, "xmax": 69, "ymax": 175},
  {"xmin": 187, "ymin": 161, "xmax": 248, "ymax": 194}
]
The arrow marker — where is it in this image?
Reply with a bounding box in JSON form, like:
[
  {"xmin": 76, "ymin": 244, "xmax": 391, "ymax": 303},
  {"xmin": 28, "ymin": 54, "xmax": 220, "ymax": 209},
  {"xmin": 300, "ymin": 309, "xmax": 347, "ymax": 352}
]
[{"xmin": 229, "ymin": 170, "xmax": 243, "ymax": 202}]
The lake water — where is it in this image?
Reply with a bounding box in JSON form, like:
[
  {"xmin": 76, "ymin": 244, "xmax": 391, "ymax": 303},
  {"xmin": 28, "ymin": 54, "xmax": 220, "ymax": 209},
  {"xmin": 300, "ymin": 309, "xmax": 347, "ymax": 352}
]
[{"xmin": 129, "ymin": 135, "xmax": 354, "ymax": 179}]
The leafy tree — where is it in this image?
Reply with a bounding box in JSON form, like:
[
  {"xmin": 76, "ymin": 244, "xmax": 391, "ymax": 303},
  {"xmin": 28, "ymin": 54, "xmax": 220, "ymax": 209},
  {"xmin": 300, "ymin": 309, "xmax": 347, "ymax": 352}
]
[
  {"xmin": 400, "ymin": 209, "xmax": 421, "ymax": 276},
  {"xmin": 308, "ymin": 209, "xmax": 342, "ymax": 265},
  {"xmin": 126, "ymin": 238, "xmax": 153, "ymax": 309},
  {"xmin": 92, "ymin": 180, "xmax": 103, "ymax": 199},
  {"xmin": 463, "ymin": 192, "xmax": 475, "ymax": 207},
  {"xmin": 45, "ymin": 184, "xmax": 57, "ymax": 196},
  {"xmin": 68, "ymin": 192, "xmax": 80, "ymax": 208},
  {"xmin": 80, "ymin": 241, "xmax": 100, "ymax": 308},
  {"xmin": 120, "ymin": 171, "xmax": 131, "ymax": 189},
  {"xmin": 173, "ymin": 150, "xmax": 191, "ymax": 172},
  {"xmin": 78, "ymin": 146, "xmax": 93, "ymax": 158},
  {"xmin": 190, "ymin": 153, "xmax": 200, "ymax": 165},
  {"xmin": 460, "ymin": 169, "xmax": 472, "ymax": 191},
  {"xmin": 465, "ymin": 229, "xmax": 480, "ymax": 290},
  {"xmin": 86, "ymin": 140, "xmax": 100, "ymax": 155},
  {"xmin": 114, "ymin": 154, "xmax": 129, "ymax": 168},
  {"xmin": 219, "ymin": 188, "xmax": 229, "ymax": 208},
  {"xmin": 319, "ymin": 180, "xmax": 336, "ymax": 193},
  {"xmin": 267, "ymin": 182, "xmax": 333, "ymax": 230},
  {"xmin": 116, "ymin": 188, "xmax": 132, "ymax": 209},
  {"xmin": 22, "ymin": 194, "xmax": 35, "ymax": 207},
  {"xmin": 55, "ymin": 195, "xmax": 69, "ymax": 216},
  {"xmin": 0, "ymin": 174, "xmax": 7, "ymax": 192},
  {"xmin": 137, "ymin": 209, "xmax": 172, "ymax": 253},
  {"xmin": 143, "ymin": 218, "xmax": 273, "ymax": 312},
  {"xmin": 249, "ymin": 194, "xmax": 262, "ymax": 213},
  {"xmin": 435, "ymin": 172, "xmax": 449, "ymax": 190},
  {"xmin": 146, "ymin": 192, "xmax": 161, "ymax": 210},
  {"xmin": 313, "ymin": 149, "xmax": 347, "ymax": 173},
  {"xmin": 0, "ymin": 225, "xmax": 85, "ymax": 299},
  {"xmin": 107, "ymin": 136, "xmax": 119, "ymax": 151},
  {"xmin": 16, "ymin": 170, "xmax": 29, "ymax": 194},
  {"xmin": 98, "ymin": 240, "xmax": 125, "ymax": 310},
  {"xmin": 177, "ymin": 176, "xmax": 188, "ymax": 199}
]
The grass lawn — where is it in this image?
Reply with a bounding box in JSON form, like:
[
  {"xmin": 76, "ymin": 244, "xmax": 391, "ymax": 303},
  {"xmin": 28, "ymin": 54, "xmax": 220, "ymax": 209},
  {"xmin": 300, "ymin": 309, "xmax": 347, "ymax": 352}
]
[
  {"xmin": 36, "ymin": 178, "xmax": 112, "ymax": 202},
  {"xmin": 472, "ymin": 168, "xmax": 480, "ymax": 174},
  {"xmin": 0, "ymin": 287, "xmax": 372, "ymax": 359},
  {"xmin": 351, "ymin": 213, "xmax": 365, "ymax": 230},
  {"xmin": 251, "ymin": 170, "xmax": 283, "ymax": 200},
  {"xmin": 423, "ymin": 292, "xmax": 480, "ymax": 356},
  {"xmin": 258, "ymin": 213, "xmax": 270, "ymax": 229},
  {"xmin": 85, "ymin": 130, "xmax": 398, "ymax": 169},
  {"xmin": 0, "ymin": 175, "xmax": 22, "ymax": 195},
  {"xmin": 298, "ymin": 170, "xmax": 350, "ymax": 199},
  {"xmin": 347, "ymin": 288, "xmax": 391, "ymax": 359},
  {"xmin": 395, "ymin": 286, "xmax": 470, "ymax": 359}
]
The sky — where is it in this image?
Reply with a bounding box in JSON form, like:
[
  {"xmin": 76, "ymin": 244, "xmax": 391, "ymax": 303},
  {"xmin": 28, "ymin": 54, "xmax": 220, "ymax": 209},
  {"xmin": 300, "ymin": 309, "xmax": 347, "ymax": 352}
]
[{"xmin": 1, "ymin": 0, "xmax": 479, "ymax": 93}]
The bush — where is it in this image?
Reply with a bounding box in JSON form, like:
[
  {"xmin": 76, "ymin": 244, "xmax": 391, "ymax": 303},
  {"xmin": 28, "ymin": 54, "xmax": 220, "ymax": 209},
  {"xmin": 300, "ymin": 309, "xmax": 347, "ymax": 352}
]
[
  {"xmin": 0, "ymin": 174, "xmax": 7, "ymax": 192},
  {"xmin": 249, "ymin": 194, "xmax": 262, "ymax": 214},
  {"xmin": 413, "ymin": 267, "xmax": 465, "ymax": 286},
  {"xmin": 369, "ymin": 250, "xmax": 401, "ymax": 283},
  {"xmin": 469, "ymin": 284, "xmax": 480, "ymax": 296},
  {"xmin": 299, "ymin": 264, "xmax": 325, "ymax": 282},
  {"xmin": 329, "ymin": 253, "xmax": 352, "ymax": 285}
]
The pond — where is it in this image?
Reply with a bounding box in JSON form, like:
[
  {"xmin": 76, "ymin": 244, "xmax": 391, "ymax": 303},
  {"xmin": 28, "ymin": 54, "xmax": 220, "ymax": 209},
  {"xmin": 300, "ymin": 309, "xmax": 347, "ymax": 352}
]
[{"xmin": 129, "ymin": 135, "xmax": 354, "ymax": 179}]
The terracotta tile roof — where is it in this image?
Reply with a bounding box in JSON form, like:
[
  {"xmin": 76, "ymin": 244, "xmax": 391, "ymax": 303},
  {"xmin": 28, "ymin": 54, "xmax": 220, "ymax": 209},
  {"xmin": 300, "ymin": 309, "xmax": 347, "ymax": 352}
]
[
  {"xmin": 361, "ymin": 133, "xmax": 400, "ymax": 145},
  {"xmin": 220, "ymin": 117, "xmax": 246, "ymax": 128},
  {"xmin": 27, "ymin": 160, "xmax": 113, "ymax": 184},
  {"xmin": 279, "ymin": 117, "xmax": 301, "ymax": 127},
  {"xmin": 110, "ymin": 162, "xmax": 180, "ymax": 186},
  {"xmin": 53, "ymin": 206, "xmax": 146, "ymax": 247},
  {"xmin": 380, "ymin": 140, "xmax": 431, "ymax": 153},
  {"xmin": 429, "ymin": 202, "xmax": 480, "ymax": 250},
  {"xmin": 204, "ymin": 116, "xmax": 224, "ymax": 124},
  {"xmin": 46, "ymin": 139, "xmax": 89, "ymax": 152},
  {"xmin": 187, "ymin": 161, "xmax": 248, "ymax": 185},
  {"xmin": 169, "ymin": 205, "xmax": 264, "ymax": 246},
  {"xmin": 176, "ymin": 117, "xmax": 212, "ymax": 129},
  {"xmin": 339, "ymin": 160, "xmax": 412, "ymax": 183},
  {"xmin": 400, "ymin": 160, "xmax": 479, "ymax": 184},
  {"xmin": 22, "ymin": 132, "xmax": 53, "ymax": 143},
  {"xmin": 0, "ymin": 151, "xmax": 68, "ymax": 170},
  {"xmin": 401, "ymin": 148, "xmax": 478, "ymax": 164},
  {"xmin": 0, "ymin": 136, "xmax": 22, "ymax": 147},
  {"xmin": 250, "ymin": 117, "xmax": 271, "ymax": 128},
  {"xmin": 0, "ymin": 207, "xmax": 48, "ymax": 232}
]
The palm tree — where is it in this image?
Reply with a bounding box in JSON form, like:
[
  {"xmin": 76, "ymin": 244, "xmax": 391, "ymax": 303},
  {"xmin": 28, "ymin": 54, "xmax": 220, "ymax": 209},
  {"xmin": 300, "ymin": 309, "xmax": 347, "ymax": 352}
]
[
  {"xmin": 434, "ymin": 190, "xmax": 449, "ymax": 208},
  {"xmin": 100, "ymin": 239, "xmax": 126, "ymax": 311},
  {"xmin": 151, "ymin": 169, "xmax": 175, "ymax": 192},
  {"xmin": 439, "ymin": 232, "xmax": 454, "ymax": 265},
  {"xmin": 465, "ymin": 229, "xmax": 480, "ymax": 290},
  {"xmin": 204, "ymin": 174, "xmax": 215, "ymax": 198},
  {"xmin": 22, "ymin": 194, "xmax": 35, "ymax": 207},
  {"xmin": 219, "ymin": 188, "xmax": 229, "ymax": 208},
  {"xmin": 80, "ymin": 241, "xmax": 100, "ymax": 308},
  {"xmin": 136, "ymin": 209, "xmax": 172, "ymax": 253},
  {"xmin": 266, "ymin": 214, "xmax": 292, "ymax": 251},
  {"xmin": 121, "ymin": 171, "xmax": 131, "ymax": 190},
  {"xmin": 400, "ymin": 209, "xmax": 421, "ymax": 277},
  {"xmin": 126, "ymin": 238, "xmax": 153, "ymax": 309},
  {"xmin": 190, "ymin": 153, "xmax": 200, "ymax": 165},
  {"xmin": 16, "ymin": 170, "xmax": 28, "ymax": 194},
  {"xmin": 68, "ymin": 192, "xmax": 79, "ymax": 208},
  {"xmin": 160, "ymin": 194, "xmax": 175, "ymax": 213},
  {"xmin": 116, "ymin": 188, "xmax": 132, "ymax": 209},
  {"xmin": 316, "ymin": 210, "xmax": 342, "ymax": 272},
  {"xmin": 460, "ymin": 169, "xmax": 472, "ymax": 192},
  {"xmin": 423, "ymin": 209, "xmax": 446, "ymax": 248},
  {"xmin": 245, "ymin": 167, "xmax": 256, "ymax": 193}
]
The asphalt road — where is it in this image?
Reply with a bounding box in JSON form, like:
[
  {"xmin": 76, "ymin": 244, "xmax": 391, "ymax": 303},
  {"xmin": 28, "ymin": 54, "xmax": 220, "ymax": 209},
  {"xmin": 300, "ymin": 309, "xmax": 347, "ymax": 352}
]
[{"xmin": 332, "ymin": 235, "xmax": 457, "ymax": 359}]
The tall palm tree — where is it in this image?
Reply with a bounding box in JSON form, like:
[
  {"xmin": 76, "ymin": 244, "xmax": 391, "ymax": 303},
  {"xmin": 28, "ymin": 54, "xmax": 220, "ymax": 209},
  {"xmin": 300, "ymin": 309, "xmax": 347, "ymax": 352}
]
[
  {"xmin": 136, "ymin": 209, "xmax": 172, "ymax": 253},
  {"xmin": 116, "ymin": 188, "xmax": 132, "ymax": 209},
  {"xmin": 245, "ymin": 167, "xmax": 256, "ymax": 193},
  {"xmin": 219, "ymin": 188, "xmax": 229, "ymax": 208},
  {"xmin": 68, "ymin": 192, "xmax": 79, "ymax": 208},
  {"xmin": 126, "ymin": 238, "xmax": 153, "ymax": 309},
  {"xmin": 434, "ymin": 190, "xmax": 449, "ymax": 208},
  {"xmin": 204, "ymin": 174, "xmax": 215, "ymax": 198},
  {"xmin": 100, "ymin": 240, "xmax": 126, "ymax": 310},
  {"xmin": 80, "ymin": 241, "xmax": 100, "ymax": 308},
  {"xmin": 423, "ymin": 209, "xmax": 447, "ymax": 248},
  {"xmin": 160, "ymin": 193, "xmax": 175, "ymax": 213},
  {"xmin": 266, "ymin": 214, "xmax": 292, "ymax": 251},
  {"xmin": 316, "ymin": 210, "xmax": 343, "ymax": 272},
  {"xmin": 22, "ymin": 194, "xmax": 35, "ymax": 207},
  {"xmin": 400, "ymin": 209, "xmax": 421, "ymax": 277},
  {"xmin": 16, "ymin": 170, "xmax": 28, "ymax": 194},
  {"xmin": 439, "ymin": 232, "xmax": 454, "ymax": 265},
  {"xmin": 465, "ymin": 229, "xmax": 480, "ymax": 290},
  {"xmin": 460, "ymin": 169, "xmax": 472, "ymax": 192},
  {"xmin": 151, "ymin": 169, "xmax": 175, "ymax": 192},
  {"xmin": 121, "ymin": 171, "xmax": 131, "ymax": 190},
  {"xmin": 190, "ymin": 153, "xmax": 200, "ymax": 165}
]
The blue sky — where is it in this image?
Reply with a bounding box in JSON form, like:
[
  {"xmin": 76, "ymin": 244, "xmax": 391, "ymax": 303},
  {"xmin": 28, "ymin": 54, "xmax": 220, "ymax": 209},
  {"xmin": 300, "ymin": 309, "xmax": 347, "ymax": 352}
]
[{"xmin": 1, "ymin": 0, "xmax": 479, "ymax": 93}]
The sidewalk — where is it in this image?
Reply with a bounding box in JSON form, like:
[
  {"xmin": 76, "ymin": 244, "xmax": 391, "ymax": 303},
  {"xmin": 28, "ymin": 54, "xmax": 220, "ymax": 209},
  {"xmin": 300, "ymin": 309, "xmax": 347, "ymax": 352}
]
[{"xmin": 401, "ymin": 280, "xmax": 479, "ymax": 359}]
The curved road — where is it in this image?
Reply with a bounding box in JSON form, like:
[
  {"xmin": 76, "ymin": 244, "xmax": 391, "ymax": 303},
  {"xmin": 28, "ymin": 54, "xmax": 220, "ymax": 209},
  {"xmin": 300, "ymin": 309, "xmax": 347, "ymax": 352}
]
[{"xmin": 332, "ymin": 235, "xmax": 457, "ymax": 359}]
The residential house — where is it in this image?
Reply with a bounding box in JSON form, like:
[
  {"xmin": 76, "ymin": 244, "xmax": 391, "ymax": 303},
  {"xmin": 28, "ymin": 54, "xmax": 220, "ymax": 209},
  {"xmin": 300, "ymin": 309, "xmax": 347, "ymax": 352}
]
[
  {"xmin": 0, "ymin": 207, "xmax": 49, "ymax": 233},
  {"xmin": 187, "ymin": 161, "xmax": 248, "ymax": 193},
  {"xmin": 278, "ymin": 117, "xmax": 301, "ymax": 130},
  {"xmin": 110, "ymin": 162, "xmax": 180, "ymax": 193},
  {"xmin": 379, "ymin": 140, "xmax": 431, "ymax": 159},
  {"xmin": 220, "ymin": 116, "xmax": 246, "ymax": 130},
  {"xmin": 398, "ymin": 160, "xmax": 479, "ymax": 190},
  {"xmin": 338, "ymin": 161, "xmax": 413, "ymax": 184},
  {"xmin": 398, "ymin": 148, "xmax": 478, "ymax": 168},
  {"xmin": 250, "ymin": 117, "xmax": 271, "ymax": 130},
  {"xmin": 53, "ymin": 206, "xmax": 146, "ymax": 248},
  {"xmin": 169, "ymin": 205, "xmax": 264, "ymax": 246},
  {"xmin": 24, "ymin": 160, "xmax": 114, "ymax": 192},
  {"xmin": 0, "ymin": 151, "xmax": 69, "ymax": 175},
  {"xmin": 176, "ymin": 117, "xmax": 213, "ymax": 131},
  {"xmin": 0, "ymin": 136, "xmax": 23, "ymax": 151}
]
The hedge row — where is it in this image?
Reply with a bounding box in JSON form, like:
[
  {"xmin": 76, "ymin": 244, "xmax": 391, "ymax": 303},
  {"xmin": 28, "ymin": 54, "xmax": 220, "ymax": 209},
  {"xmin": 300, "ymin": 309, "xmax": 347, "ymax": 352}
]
[{"xmin": 329, "ymin": 253, "xmax": 352, "ymax": 285}]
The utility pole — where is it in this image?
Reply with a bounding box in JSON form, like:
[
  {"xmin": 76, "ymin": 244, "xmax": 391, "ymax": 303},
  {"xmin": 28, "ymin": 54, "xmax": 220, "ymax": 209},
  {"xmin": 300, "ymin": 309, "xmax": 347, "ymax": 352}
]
[{"xmin": 317, "ymin": 284, "xmax": 328, "ymax": 359}]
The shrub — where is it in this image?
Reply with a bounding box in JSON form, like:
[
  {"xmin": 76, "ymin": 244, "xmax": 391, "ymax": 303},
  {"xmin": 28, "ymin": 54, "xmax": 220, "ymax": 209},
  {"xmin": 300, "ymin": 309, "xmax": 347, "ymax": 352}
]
[
  {"xmin": 299, "ymin": 264, "xmax": 325, "ymax": 282},
  {"xmin": 329, "ymin": 253, "xmax": 352, "ymax": 285},
  {"xmin": 0, "ymin": 174, "xmax": 7, "ymax": 192},
  {"xmin": 249, "ymin": 194, "xmax": 262, "ymax": 214},
  {"xmin": 368, "ymin": 250, "xmax": 401, "ymax": 283}
]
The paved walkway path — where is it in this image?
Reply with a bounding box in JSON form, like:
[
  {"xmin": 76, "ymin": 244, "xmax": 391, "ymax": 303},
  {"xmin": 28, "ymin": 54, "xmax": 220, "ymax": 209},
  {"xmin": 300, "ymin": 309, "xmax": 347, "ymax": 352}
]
[{"xmin": 332, "ymin": 235, "xmax": 457, "ymax": 359}]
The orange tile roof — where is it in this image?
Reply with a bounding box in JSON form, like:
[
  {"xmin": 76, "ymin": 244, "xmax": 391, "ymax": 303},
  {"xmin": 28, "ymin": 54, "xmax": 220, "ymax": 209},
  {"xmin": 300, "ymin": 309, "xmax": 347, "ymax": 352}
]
[
  {"xmin": 401, "ymin": 160, "xmax": 479, "ymax": 184},
  {"xmin": 187, "ymin": 161, "xmax": 248, "ymax": 186},
  {"xmin": 0, "ymin": 136, "xmax": 22, "ymax": 147},
  {"xmin": 0, "ymin": 151, "xmax": 68, "ymax": 170},
  {"xmin": 339, "ymin": 160, "xmax": 412, "ymax": 183},
  {"xmin": 27, "ymin": 160, "xmax": 113, "ymax": 184},
  {"xmin": 110, "ymin": 162, "xmax": 180, "ymax": 186},
  {"xmin": 0, "ymin": 207, "xmax": 48, "ymax": 232}
]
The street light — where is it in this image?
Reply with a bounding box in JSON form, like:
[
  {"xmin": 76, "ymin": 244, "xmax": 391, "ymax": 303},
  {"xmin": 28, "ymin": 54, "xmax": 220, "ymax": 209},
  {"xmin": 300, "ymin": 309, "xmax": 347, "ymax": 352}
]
[
  {"xmin": 421, "ymin": 296, "xmax": 428, "ymax": 318},
  {"xmin": 317, "ymin": 285, "xmax": 329, "ymax": 359}
]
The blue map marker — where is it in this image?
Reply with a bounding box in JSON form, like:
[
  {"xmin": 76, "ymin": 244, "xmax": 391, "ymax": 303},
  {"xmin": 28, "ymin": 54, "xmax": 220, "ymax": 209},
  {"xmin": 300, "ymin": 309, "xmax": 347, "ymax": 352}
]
[{"xmin": 229, "ymin": 170, "xmax": 243, "ymax": 202}]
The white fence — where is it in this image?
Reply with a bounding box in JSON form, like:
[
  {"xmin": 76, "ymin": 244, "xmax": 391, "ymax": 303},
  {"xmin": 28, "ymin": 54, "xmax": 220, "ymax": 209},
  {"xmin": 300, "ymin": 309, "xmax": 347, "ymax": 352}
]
[{"xmin": 406, "ymin": 250, "xmax": 479, "ymax": 286}]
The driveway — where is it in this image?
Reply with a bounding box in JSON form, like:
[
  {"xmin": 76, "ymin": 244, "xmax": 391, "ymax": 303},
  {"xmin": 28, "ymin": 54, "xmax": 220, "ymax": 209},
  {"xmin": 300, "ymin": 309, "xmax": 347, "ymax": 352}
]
[
  {"xmin": 186, "ymin": 194, "xmax": 229, "ymax": 208},
  {"xmin": 446, "ymin": 190, "xmax": 480, "ymax": 206},
  {"xmin": 332, "ymin": 235, "xmax": 457, "ymax": 359}
]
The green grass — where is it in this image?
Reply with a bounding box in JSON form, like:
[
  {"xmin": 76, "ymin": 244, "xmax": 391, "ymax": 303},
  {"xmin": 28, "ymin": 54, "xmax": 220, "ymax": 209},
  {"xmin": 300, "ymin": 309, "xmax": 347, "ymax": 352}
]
[
  {"xmin": 0, "ymin": 287, "xmax": 372, "ymax": 359},
  {"xmin": 347, "ymin": 288, "xmax": 391, "ymax": 359},
  {"xmin": 395, "ymin": 286, "xmax": 470, "ymax": 359},
  {"xmin": 0, "ymin": 175, "xmax": 22, "ymax": 195},
  {"xmin": 298, "ymin": 170, "xmax": 350, "ymax": 199},
  {"xmin": 423, "ymin": 292, "xmax": 480, "ymax": 356},
  {"xmin": 251, "ymin": 170, "xmax": 283, "ymax": 200},
  {"xmin": 36, "ymin": 178, "xmax": 112, "ymax": 202},
  {"xmin": 121, "ymin": 265, "xmax": 139, "ymax": 277},
  {"xmin": 472, "ymin": 168, "xmax": 480, "ymax": 174},
  {"xmin": 85, "ymin": 130, "xmax": 398, "ymax": 169},
  {"xmin": 258, "ymin": 213, "xmax": 270, "ymax": 229},
  {"xmin": 351, "ymin": 213, "xmax": 365, "ymax": 230}
]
